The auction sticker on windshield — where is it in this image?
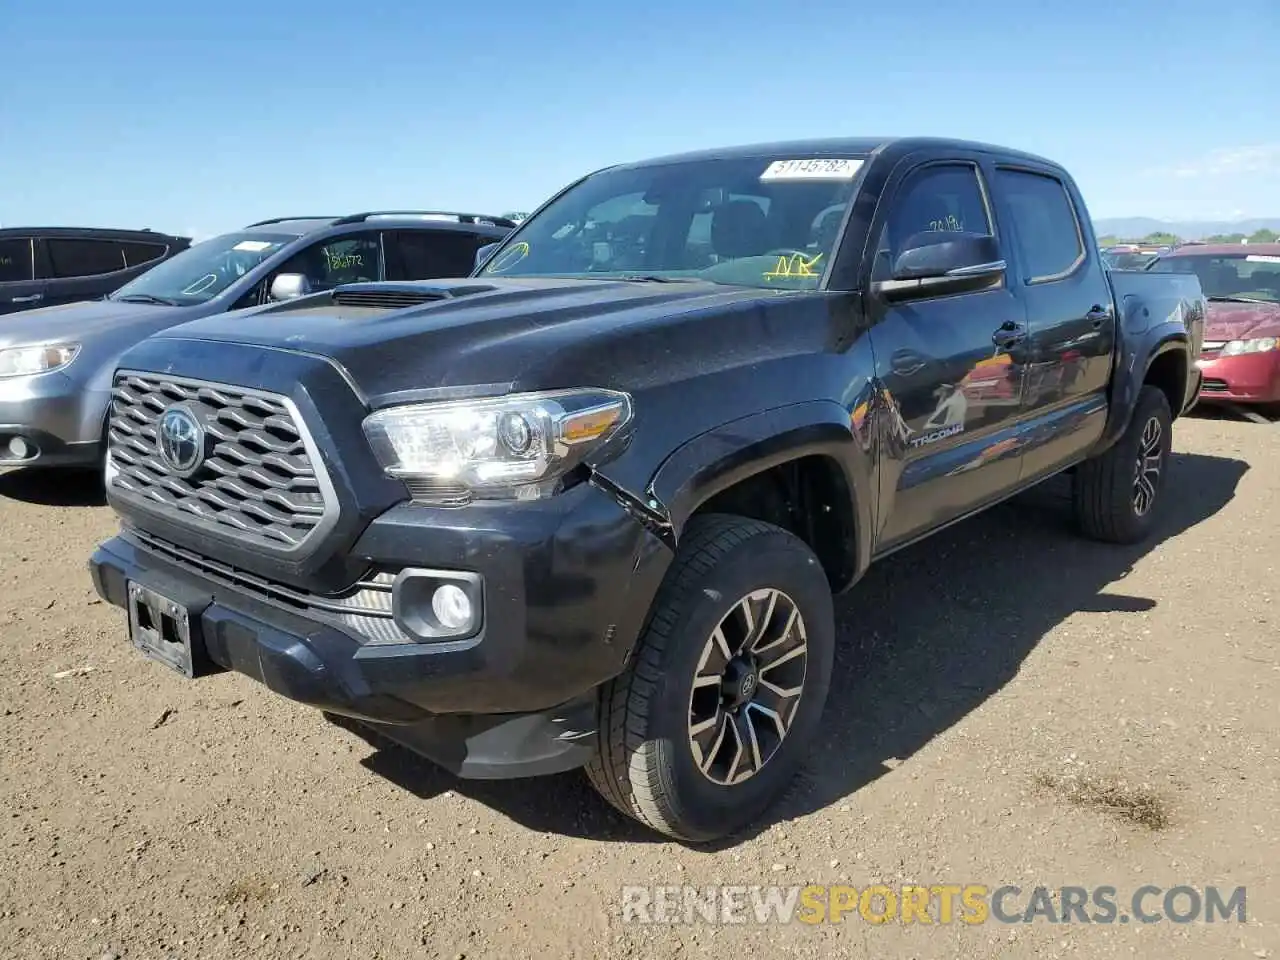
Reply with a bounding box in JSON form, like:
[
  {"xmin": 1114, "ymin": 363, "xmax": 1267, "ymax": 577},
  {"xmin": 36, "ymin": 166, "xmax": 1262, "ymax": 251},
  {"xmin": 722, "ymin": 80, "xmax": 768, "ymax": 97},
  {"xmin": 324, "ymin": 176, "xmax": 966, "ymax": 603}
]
[
  {"xmin": 760, "ymin": 158, "xmax": 864, "ymax": 181},
  {"xmin": 233, "ymin": 240, "xmax": 275, "ymax": 252}
]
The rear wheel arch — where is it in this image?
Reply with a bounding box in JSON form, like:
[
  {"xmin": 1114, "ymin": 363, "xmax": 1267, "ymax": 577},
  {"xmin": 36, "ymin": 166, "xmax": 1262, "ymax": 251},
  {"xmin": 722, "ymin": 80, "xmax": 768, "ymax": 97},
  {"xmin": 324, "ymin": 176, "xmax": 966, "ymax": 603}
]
[{"xmin": 1143, "ymin": 341, "xmax": 1189, "ymax": 417}]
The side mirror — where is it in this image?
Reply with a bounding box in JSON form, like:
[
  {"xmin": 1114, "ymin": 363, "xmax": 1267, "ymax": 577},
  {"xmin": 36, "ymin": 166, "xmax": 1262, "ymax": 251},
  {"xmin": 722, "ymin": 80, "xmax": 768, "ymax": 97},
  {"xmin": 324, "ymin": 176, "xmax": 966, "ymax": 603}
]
[
  {"xmin": 875, "ymin": 231, "xmax": 1005, "ymax": 301},
  {"xmin": 473, "ymin": 242, "xmax": 500, "ymax": 273},
  {"xmin": 269, "ymin": 272, "xmax": 311, "ymax": 301}
]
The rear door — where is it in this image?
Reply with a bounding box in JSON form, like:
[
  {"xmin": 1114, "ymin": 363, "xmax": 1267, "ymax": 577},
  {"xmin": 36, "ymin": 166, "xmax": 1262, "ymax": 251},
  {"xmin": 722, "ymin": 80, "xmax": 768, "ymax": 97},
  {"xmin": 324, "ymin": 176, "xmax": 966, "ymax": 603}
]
[
  {"xmin": 0, "ymin": 236, "xmax": 45, "ymax": 314},
  {"xmin": 383, "ymin": 229, "xmax": 495, "ymax": 281},
  {"xmin": 989, "ymin": 164, "xmax": 1115, "ymax": 479},
  {"xmin": 43, "ymin": 236, "xmax": 133, "ymax": 304}
]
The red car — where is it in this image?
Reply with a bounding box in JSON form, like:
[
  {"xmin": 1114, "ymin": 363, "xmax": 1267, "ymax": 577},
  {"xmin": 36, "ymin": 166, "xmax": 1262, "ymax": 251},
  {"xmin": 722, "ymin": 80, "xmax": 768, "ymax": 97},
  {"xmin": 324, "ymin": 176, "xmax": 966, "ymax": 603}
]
[{"xmin": 1147, "ymin": 243, "xmax": 1280, "ymax": 408}]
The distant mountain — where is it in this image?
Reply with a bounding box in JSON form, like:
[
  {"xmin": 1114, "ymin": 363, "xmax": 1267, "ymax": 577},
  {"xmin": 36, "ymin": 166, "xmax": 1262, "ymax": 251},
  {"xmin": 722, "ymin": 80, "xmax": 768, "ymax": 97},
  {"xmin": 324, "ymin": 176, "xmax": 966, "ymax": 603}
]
[{"xmin": 1093, "ymin": 217, "xmax": 1280, "ymax": 241}]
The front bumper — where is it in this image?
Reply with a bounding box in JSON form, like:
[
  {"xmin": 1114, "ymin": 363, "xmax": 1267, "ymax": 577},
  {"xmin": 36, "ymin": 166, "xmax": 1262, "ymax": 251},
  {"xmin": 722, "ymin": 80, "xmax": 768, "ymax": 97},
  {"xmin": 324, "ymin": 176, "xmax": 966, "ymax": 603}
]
[
  {"xmin": 0, "ymin": 372, "xmax": 107, "ymax": 468},
  {"xmin": 1196, "ymin": 351, "xmax": 1280, "ymax": 404},
  {"xmin": 89, "ymin": 480, "xmax": 673, "ymax": 778}
]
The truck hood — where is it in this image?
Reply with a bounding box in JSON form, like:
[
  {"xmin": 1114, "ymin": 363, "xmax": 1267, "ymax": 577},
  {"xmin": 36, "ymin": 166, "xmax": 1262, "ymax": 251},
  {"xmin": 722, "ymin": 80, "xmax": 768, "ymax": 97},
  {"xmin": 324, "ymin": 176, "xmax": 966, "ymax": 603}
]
[
  {"xmin": 147, "ymin": 277, "xmax": 798, "ymax": 402},
  {"xmin": 1205, "ymin": 301, "xmax": 1280, "ymax": 342},
  {"xmin": 0, "ymin": 298, "xmax": 200, "ymax": 349}
]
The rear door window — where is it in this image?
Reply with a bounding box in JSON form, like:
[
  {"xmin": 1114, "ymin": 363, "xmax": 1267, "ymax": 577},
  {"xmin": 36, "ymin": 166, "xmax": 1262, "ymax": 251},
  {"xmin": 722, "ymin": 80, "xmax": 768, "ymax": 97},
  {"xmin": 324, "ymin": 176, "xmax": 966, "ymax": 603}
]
[
  {"xmin": 995, "ymin": 168, "xmax": 1085, "ymax": 282},
  {"xmin": 0, "ymin": 238, "xmax": 35, "ymax": 282},
  {"xmin": 122, "ymin": 241, "xmax": 169, "ymax": 268},
  {"xmin": 384, "ymin": 230, "xmax": 490, "ymax": 280},
  {"xmin": 47, "ymin": 238, "xmax": 128, "ymax": 278}
]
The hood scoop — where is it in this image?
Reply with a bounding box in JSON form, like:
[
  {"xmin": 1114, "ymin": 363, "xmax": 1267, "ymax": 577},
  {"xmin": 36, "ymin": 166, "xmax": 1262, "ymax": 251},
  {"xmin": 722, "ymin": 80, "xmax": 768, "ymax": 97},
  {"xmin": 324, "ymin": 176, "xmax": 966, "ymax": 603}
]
[{"xmin": 330, "ymin": 281, "xmax": 498, "ymax": 310}]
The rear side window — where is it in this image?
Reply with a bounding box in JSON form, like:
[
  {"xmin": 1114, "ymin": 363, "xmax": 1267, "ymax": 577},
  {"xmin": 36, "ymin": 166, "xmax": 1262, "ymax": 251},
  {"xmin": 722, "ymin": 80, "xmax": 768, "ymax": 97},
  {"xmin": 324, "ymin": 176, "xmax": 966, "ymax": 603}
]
[
  {"xmin": 996, "ymin": 169, "xmax": 1085, "ymax": 281},
  {"xmin": 0, "ymin": 238, "xmax": 34, "ymax": 282},
  {"xmin": 122, "ymin": 241, "xmax": 169, "ymax": 268},
  {"xmin": 384, "ymin": 230, "xmax": 491, "ymax": 280},
  {"xmin": 47, "ymin": 238, "xmax": 127, "ymax": 278}
]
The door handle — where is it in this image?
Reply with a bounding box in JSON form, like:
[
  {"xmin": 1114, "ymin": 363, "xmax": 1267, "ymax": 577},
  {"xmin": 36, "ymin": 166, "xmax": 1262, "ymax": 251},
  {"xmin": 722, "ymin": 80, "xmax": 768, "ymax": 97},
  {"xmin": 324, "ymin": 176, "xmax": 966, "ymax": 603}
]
[
  {"xmin": 10, "ymin": 294, "xmax": 43, "ymax": 304},
  {"xmin": 1086, "ymin": 304, "xmax": 1109, "ymax": 327},
  {"xmin": 890, "ymin": 348, "xmax": 927, "ymax": 376},
  {"xmin": 992, "ymin": 320, "xmax": 1026, "ymax": 348}
]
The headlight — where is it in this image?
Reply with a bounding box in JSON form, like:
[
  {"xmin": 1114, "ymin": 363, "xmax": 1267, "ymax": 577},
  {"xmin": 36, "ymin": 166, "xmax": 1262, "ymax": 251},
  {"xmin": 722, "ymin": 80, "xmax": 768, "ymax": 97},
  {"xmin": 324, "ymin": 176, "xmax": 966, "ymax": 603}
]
[
  {"xmin": 1221, "ymin": 337, "xmax": 1279, "ymax": 356},
  {"xmin": 362, "ymin": 388, "xmax": 633, "ymax": 503},
  {"xmin": 0, "ymin": 344, "xmax": 80, "ymax": 378}
]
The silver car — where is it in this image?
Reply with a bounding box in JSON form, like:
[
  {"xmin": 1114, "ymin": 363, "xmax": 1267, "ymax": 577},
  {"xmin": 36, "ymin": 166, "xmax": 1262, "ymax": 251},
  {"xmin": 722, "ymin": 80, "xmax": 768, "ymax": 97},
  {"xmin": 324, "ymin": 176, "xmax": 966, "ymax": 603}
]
[{"xmin": 0, "ymin": 211, "xmax": 514, "ymax": 470}]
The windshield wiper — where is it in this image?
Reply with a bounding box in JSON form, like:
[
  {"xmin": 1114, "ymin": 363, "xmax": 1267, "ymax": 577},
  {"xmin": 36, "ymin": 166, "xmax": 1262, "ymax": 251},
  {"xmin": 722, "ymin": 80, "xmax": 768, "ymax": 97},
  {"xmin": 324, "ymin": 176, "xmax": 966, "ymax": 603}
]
[
  {"xmin": 612, "ymin": 275, "xmax": 703, "ymax": 283},
  {"xmin": 113, "ymin": 293, "xmax": 180, "ymax": 306},
  {"xmin": 1208, "ymin": 295, "xmax": 1271, "ymax": 305}
]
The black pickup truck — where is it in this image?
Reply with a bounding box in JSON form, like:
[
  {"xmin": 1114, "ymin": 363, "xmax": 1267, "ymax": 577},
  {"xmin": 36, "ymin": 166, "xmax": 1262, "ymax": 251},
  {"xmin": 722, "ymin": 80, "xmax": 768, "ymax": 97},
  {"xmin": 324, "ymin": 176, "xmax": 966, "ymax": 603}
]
[{"xmin": 89, "ymin": 137, "xmax": 1205, "ymax": 842}]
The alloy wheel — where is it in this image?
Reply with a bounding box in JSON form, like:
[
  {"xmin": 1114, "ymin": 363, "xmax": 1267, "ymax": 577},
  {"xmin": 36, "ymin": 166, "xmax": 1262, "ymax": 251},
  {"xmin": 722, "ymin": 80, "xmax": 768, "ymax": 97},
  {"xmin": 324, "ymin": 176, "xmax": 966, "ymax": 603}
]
[
  {"xmin": 686, "ymin": 588, "xmax": 808, "ymax": 786},
  {"xmin": 1132, "ymin": 415, "xmax": 1164, "ymax": 516}
]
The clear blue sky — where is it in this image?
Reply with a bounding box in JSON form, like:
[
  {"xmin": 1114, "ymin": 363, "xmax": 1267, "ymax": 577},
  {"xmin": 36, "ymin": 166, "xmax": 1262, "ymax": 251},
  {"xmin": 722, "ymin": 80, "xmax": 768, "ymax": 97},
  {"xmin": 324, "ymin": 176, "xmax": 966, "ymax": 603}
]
[{"xmin": 3, "ymin": 0, "xmax": 1277, "ymax": 238}]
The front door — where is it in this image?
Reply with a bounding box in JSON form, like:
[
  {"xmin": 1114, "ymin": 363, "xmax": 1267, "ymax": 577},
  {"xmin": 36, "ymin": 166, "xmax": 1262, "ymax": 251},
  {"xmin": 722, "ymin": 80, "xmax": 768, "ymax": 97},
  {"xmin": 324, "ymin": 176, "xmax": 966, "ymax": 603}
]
[{"xmin": 865, "ymin": 158, "xmax": 1030, "ymax": 550}]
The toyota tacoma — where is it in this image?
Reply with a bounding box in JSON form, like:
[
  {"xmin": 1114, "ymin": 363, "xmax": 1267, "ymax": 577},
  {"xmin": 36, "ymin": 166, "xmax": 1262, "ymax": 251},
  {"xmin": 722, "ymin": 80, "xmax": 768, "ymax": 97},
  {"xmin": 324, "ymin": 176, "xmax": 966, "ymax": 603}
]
[{"xmin": 89, "ymin": 137, "xmax": 1204, "ymax": 842}]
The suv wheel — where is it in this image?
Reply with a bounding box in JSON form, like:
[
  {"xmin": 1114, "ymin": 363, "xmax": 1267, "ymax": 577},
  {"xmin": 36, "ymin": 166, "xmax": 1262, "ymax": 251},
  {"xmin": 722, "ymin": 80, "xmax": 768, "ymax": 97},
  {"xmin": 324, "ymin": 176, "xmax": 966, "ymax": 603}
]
[
  {"xmin": 1073, "ymin": 384, "xmax": 1173, "ymax": 544},
  {"xmin": 584, "ymin": 514, "xmax": 834, "ymax": 842}
]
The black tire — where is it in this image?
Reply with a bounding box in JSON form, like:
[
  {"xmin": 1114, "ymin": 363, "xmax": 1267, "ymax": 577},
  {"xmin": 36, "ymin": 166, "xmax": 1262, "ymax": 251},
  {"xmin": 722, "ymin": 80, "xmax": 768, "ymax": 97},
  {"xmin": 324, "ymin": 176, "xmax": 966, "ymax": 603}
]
[
  {"xmin": 584, "ymin": 514, "xmax": 835, "ymax": 842},
  {"xmin": 1073, "ymin": 385, "xmax": 1173, "ymax": 544}
]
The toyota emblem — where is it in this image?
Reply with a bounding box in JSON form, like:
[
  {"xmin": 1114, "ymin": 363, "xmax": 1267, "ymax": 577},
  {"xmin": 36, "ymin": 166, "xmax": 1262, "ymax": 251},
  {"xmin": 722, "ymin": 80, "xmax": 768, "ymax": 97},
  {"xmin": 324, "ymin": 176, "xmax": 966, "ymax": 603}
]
[{"xmin": 157, "ymin": 406, "xmax": 204, "ymax": 476}]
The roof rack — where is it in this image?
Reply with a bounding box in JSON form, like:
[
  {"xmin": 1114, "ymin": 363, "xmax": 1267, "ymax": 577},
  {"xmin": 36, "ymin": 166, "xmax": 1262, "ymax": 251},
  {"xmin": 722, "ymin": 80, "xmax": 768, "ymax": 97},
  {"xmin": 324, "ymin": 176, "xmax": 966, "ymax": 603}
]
[
  {"xmin": 243, "ymin": 215, "xmax": 342, "ymax": 227},
  {"xmin": 330, "ymin": 210, "xmax": 519, "ymax": 228}
]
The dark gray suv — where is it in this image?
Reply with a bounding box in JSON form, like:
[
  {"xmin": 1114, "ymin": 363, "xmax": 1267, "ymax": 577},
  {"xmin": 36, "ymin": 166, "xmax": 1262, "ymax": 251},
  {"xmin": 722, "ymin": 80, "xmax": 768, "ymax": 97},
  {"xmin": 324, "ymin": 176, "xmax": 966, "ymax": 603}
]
[{"xmin": 0, "ymin": 211, "xmax": 514, "ymax": 470}]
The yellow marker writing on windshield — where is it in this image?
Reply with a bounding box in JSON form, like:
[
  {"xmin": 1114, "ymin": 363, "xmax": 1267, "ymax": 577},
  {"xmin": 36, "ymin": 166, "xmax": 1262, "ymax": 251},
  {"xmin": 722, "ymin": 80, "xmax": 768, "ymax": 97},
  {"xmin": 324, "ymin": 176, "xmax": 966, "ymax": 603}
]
[
  {"xmin": 763, "ymin": 252, "xmax": 823, "ymax": 281},
  {"xmin": 488, "ymin": 242, "xmax": 530, "ymax": 273}
]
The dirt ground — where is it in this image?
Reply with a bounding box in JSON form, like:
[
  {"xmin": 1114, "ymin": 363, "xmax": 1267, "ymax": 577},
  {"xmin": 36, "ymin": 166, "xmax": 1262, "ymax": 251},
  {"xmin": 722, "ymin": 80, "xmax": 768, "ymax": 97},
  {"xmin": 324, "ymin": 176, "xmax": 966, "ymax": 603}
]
[{"xmin": 0, "ymin": 410, "xmax": 1276, "ymax": 960}]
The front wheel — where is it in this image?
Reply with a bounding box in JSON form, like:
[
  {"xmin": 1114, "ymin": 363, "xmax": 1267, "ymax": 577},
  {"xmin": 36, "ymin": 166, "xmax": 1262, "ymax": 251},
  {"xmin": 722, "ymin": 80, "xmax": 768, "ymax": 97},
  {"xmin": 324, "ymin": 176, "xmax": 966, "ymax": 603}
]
[
  {"xmin": 584, "ymin": 514, "xmax": 834, "ymax": 842},
  {"xmin": 1073, "ymin": 385, "xmax": 1173, "ymax": 544}
]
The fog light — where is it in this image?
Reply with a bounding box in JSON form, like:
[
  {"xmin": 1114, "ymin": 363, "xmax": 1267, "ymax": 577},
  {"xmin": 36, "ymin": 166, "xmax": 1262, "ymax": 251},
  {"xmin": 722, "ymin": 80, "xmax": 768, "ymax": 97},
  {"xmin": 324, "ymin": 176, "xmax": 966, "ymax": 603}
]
[
  {"xmin": 431, "ymin": 584, "xmax": 473, "ymax": 631},
  {"xmin": 7, "ymin": 437, "xmax": 30, "ymax": 459}
]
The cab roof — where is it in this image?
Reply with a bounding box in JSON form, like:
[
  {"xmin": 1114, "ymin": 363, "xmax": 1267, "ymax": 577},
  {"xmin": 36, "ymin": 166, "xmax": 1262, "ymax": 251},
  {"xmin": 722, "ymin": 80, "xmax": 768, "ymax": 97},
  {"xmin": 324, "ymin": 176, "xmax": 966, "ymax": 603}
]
[{"xmin": 608, "ymin": 136, "xmax": 1061, "ymax": 171}]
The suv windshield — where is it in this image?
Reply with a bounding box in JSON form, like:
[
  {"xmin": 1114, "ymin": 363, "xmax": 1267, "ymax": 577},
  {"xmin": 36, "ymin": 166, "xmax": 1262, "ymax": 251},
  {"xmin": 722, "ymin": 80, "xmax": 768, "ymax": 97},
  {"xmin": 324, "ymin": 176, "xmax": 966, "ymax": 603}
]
[
  {"xmin": 478, "ymin": 155, "xmax": 865, "ymax": 290},
  {"xmin": 1151, "ymin": 253, "xmax": 1280, "ymax": 303},
  {"xmin": 108, "ymin": 231, "xmax": 297, "ymax": 305}
]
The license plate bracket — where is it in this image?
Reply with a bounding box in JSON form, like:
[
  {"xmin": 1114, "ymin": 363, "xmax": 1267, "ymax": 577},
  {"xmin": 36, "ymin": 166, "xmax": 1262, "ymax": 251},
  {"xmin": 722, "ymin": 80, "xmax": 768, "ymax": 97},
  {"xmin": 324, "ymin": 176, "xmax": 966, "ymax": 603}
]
[{"xmin": 127, "ymin": 582, "xmax": 197, "ymax": 678}]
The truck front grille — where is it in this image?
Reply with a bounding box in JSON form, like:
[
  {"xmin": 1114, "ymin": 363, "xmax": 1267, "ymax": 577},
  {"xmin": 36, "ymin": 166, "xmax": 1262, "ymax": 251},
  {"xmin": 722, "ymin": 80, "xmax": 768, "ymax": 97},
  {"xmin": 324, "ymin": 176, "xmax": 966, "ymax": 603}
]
[{"xmin": 107, "ymin": 372, "xmax": 334, "ymax": 553}]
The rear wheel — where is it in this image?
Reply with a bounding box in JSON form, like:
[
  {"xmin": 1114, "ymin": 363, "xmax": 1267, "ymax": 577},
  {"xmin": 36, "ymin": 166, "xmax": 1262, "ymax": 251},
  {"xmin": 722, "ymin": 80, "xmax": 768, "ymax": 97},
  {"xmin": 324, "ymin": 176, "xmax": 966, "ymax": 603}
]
[
  {"xmin": 585, "ymin": 514, "xmax": 834, "ymax": 842},
  {"xmin": 1073, "ymin": 385, "xmax": 1173, "ymax": 544}
]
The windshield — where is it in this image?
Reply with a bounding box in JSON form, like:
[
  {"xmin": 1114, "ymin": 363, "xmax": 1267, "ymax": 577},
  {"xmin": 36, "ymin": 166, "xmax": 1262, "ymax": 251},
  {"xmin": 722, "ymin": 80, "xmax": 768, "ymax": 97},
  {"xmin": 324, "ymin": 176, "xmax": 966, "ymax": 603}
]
[
  {"xmin": 108, "ymin": 231, "xmax": 297, "ymax": 305},
  {"xmin": 478, "ymin": 155, "xmax": 865, "ymax": 290},
  {"xmin": 1151, "ymin": 253, "xmax": 1280, "ymax": 303}
]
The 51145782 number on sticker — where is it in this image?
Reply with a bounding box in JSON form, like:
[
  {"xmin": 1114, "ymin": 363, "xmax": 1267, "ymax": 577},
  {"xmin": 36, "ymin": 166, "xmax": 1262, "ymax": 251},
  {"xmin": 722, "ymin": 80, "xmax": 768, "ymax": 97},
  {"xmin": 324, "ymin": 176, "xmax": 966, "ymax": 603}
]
[{"xmin": 759, "ymin": 158, "xmax": 864, "ymax": 181}]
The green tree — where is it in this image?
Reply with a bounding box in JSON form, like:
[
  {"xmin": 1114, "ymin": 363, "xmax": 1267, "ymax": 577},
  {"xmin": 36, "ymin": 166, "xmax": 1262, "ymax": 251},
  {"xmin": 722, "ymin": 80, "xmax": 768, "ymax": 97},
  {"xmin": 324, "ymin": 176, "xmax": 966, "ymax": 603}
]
[
  {"xmin": 1097, "ymin": 235, "xmax": 1119, "ymax": 247},
  {"xmin": 1248, "ymin": 228, "xmax": 1278, "ymax": 243},
  {"xmin": 1205, "ymin": 233, "xmax": 1247, "ymax": 243},
  {"xmin": 1141, "ymin": 231, "xmax": 1182, "ymax": 246}
]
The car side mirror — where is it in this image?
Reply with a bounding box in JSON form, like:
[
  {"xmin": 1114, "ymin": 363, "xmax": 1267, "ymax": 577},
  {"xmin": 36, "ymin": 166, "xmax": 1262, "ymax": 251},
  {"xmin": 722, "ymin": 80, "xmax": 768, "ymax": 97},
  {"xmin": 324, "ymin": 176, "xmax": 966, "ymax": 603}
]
[
  {"xmin": 269, "ymin": 272, "xmax": 312, "ymax": 301},
  {"xmin": 875, "ymin": 231, "xmax": 1005, "ymax": 301},
  {"xmin": 473, "ymin": 242, "xmax": 500, "ymax": 273}
]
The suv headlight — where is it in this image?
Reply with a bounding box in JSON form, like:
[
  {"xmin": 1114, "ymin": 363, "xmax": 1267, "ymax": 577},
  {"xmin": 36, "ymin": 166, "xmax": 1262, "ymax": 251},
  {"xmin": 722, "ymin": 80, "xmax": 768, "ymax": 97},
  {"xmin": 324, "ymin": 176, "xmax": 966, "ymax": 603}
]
[
  {"xmin": 362, "ymin": 388, "xmax": 633, "ymax": 503},
  {"xmin": 0, "ymin": 344, "xmax": 80, "ymax": 378},
  {"xmin": 1221, "ymin": 337, "xmax": 1278, "ymax": 356}
]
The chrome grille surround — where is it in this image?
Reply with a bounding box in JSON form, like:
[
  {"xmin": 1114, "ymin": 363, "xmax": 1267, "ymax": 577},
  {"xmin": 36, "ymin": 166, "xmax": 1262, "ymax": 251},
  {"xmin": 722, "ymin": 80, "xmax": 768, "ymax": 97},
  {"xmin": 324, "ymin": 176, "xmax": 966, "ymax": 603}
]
[{"xmin": 107, "ymin": 371, "xmax": 339, "ymax": 556}]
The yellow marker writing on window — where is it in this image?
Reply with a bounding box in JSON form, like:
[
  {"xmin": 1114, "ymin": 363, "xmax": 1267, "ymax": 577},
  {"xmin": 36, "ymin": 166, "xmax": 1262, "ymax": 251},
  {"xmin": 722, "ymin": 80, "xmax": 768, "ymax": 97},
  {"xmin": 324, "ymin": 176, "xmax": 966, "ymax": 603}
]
[{"xmin": 763, "ymin": 252, "xmax": 823, "ymax": 281}]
